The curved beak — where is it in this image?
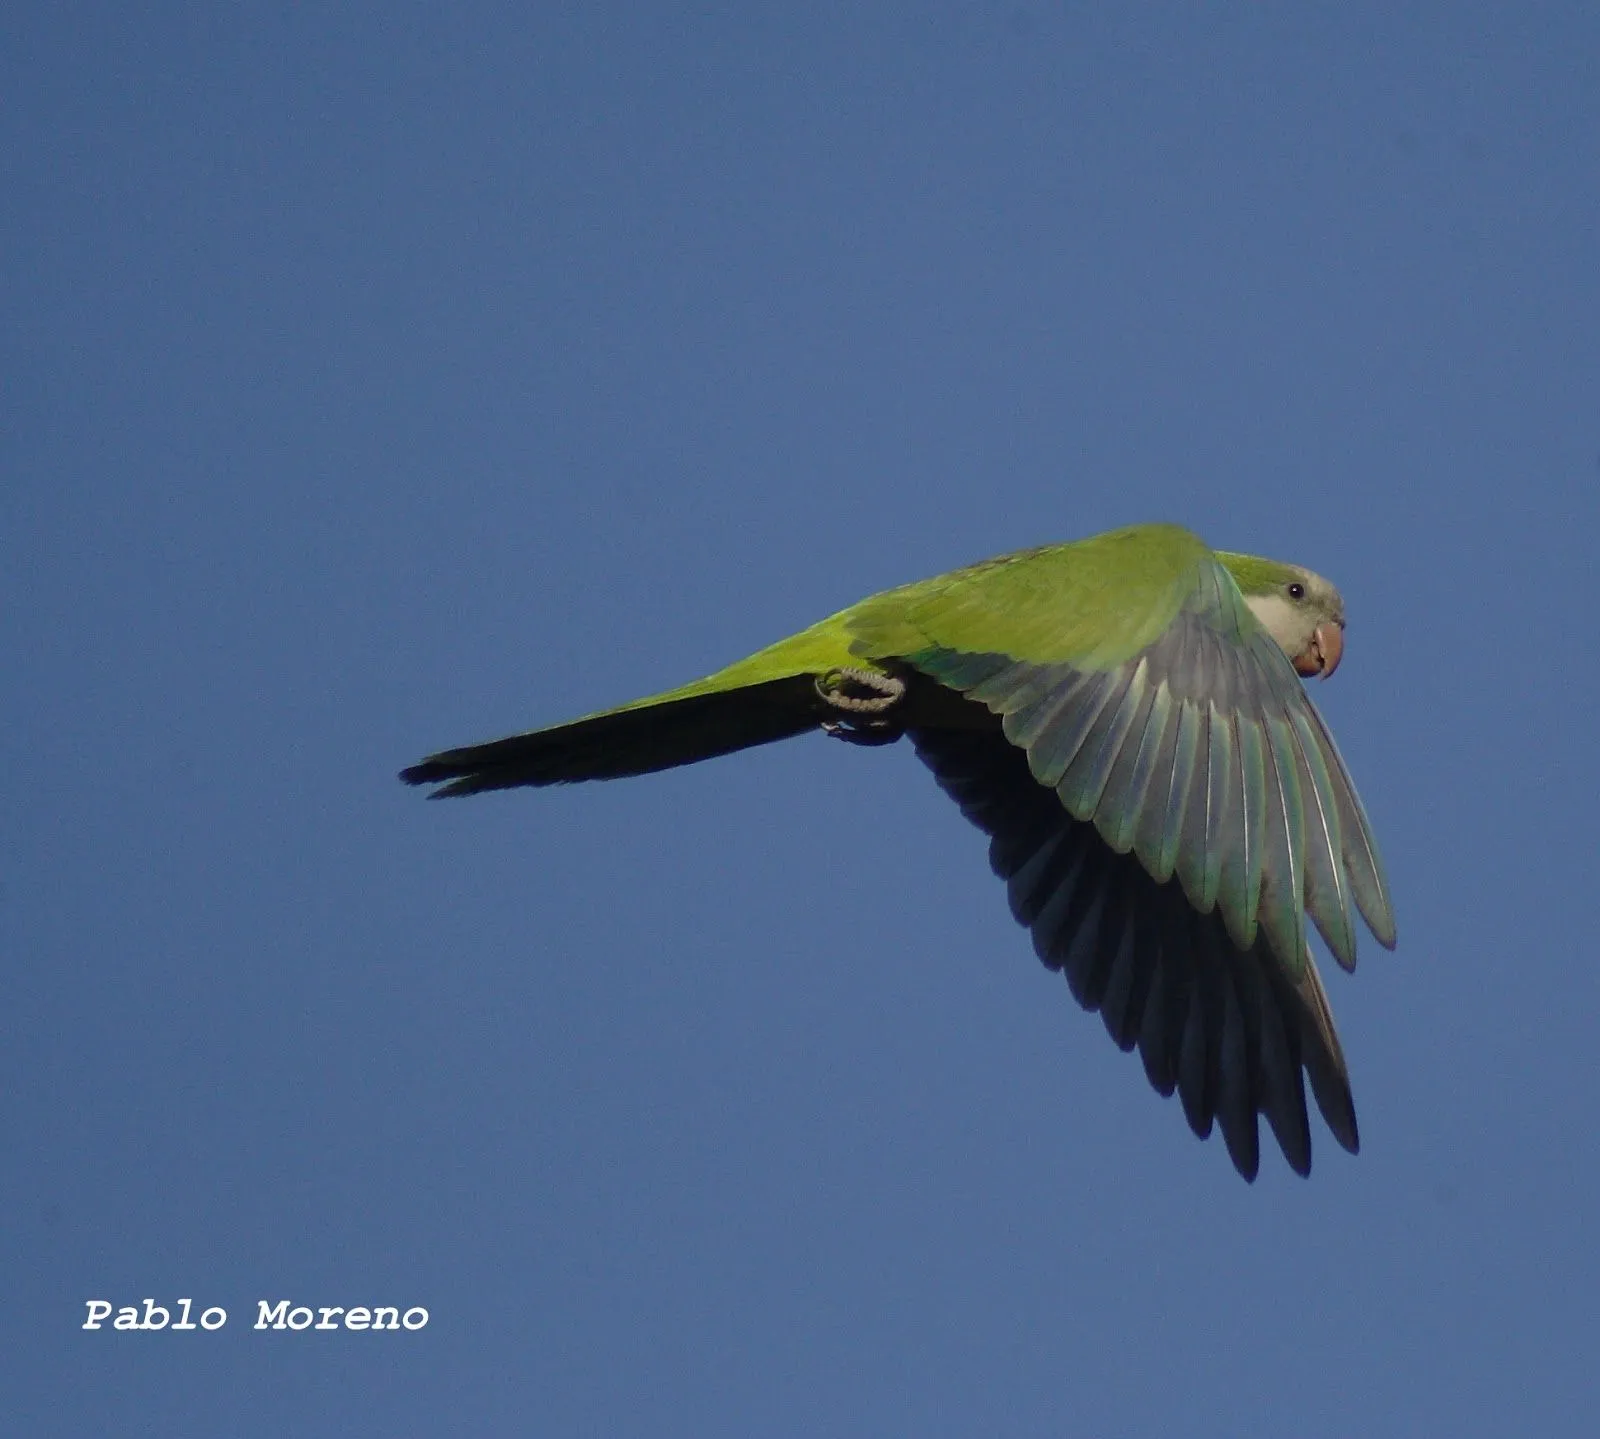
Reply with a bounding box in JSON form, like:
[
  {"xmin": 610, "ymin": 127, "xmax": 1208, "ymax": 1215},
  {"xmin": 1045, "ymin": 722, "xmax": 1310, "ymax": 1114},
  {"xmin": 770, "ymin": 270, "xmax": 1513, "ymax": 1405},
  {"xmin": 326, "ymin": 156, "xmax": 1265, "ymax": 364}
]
[{"xmin": 1292, "ymin": 621, "xmax": 1344, "ymax": 679}]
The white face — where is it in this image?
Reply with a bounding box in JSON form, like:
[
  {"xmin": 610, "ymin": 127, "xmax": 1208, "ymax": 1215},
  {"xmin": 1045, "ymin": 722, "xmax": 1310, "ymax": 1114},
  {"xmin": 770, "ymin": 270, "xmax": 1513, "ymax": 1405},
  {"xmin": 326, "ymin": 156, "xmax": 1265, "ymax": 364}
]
[
  {"xmin": 1243, "ymin": 567, "xmax": 1346, "ymax": 669},
  {"xmin": 1246, "ymin": 592, "xmax": 1316, "ymax": 654}
]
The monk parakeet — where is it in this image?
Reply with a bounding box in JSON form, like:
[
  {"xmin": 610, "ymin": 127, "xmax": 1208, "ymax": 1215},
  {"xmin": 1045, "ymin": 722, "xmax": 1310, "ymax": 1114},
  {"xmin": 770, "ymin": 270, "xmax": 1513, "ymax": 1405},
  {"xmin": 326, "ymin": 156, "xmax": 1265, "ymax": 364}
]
[{"xmin": 402, "ymin": 523, "xmax": 1395, "ymax": 1180}]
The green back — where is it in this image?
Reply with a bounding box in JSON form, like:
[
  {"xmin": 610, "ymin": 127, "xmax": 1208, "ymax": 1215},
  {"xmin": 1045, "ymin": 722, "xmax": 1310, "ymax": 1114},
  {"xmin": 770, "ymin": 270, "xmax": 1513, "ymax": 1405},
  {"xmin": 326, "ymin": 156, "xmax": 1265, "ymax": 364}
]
[{"xmin": 847, "ymin": 523, "xmax": 1212, "ymax": 670}]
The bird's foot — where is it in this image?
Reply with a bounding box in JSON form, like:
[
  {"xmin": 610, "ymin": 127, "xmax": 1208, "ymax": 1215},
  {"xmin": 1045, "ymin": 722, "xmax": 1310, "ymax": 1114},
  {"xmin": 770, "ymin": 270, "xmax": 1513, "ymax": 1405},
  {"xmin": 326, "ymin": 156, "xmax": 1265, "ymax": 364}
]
[{"xmin": 816, "ymin": 666, "xmax": 906, "ymax": 747}]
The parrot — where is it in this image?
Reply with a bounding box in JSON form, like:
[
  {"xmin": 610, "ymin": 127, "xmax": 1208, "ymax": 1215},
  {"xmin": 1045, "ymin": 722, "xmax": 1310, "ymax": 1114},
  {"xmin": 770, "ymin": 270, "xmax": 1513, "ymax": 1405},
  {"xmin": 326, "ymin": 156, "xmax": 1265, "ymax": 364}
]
[{"xmin": 401, "ymin": 522, "xmax": 1396, "ymax": 1181}]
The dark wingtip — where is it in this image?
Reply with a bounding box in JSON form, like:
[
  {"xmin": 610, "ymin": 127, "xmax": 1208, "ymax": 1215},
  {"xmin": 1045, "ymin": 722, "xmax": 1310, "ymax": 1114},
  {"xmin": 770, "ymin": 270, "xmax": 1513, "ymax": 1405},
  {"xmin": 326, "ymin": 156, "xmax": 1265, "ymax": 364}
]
[
  {"xmin": 399, "ymin": 760, "xmax": 446, "ymax": 787},
  {"xmin": 1335, "ymin": 1107, "xmax": 1360, "ymax": 1157},
  {"xmin": 1311, "ymin": 1076, "xmax": 1360, "ymax": 1157}
]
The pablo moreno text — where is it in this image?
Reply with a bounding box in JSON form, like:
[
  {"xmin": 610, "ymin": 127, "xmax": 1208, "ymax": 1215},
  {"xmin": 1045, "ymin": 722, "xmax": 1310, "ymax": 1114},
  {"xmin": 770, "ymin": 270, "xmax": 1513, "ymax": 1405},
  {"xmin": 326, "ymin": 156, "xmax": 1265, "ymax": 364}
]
[{"xmin": 82, "ymin": 1299, "xmax": 429, "ymax": 1331}]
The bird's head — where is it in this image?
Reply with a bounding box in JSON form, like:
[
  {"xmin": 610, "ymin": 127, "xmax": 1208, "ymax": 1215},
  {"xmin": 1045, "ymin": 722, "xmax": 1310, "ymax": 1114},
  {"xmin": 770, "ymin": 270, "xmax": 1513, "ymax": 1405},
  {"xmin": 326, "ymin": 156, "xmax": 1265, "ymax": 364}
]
[{"xmin": 1217, "ymin": 552, "xmax": 1346, "ymax": 679}]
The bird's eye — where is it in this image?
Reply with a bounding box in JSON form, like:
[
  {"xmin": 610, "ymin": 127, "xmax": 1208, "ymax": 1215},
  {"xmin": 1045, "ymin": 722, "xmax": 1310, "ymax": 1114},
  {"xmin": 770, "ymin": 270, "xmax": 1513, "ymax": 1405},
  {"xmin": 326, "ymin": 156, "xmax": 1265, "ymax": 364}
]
[{"xmin": 1287, "ymin": 582, "xmax": 1305, "ymax": 601}]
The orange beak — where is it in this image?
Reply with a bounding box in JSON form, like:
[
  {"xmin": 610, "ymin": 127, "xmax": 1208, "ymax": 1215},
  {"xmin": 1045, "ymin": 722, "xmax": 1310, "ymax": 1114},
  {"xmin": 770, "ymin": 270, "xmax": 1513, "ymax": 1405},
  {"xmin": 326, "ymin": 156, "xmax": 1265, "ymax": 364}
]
[{"xmin": 1292, "ymin": 621, "xmax": 1344, "ymax": 679}]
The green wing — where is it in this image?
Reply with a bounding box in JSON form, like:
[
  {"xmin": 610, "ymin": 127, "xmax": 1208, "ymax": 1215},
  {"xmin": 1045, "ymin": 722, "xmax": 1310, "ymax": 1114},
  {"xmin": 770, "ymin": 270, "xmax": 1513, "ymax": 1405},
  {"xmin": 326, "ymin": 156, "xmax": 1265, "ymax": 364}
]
[{"xmin": 848, "ymin": 524, "xmax": 1397, "ymax": 1176}]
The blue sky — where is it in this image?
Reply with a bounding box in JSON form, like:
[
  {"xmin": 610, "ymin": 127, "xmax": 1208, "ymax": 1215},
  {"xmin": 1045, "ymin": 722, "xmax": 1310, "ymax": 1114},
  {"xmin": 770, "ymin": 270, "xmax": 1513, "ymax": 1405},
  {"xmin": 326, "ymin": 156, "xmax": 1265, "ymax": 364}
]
[{"xmin": 6, "ymin": 4, "xmax": 1599, "ymax": 1434}]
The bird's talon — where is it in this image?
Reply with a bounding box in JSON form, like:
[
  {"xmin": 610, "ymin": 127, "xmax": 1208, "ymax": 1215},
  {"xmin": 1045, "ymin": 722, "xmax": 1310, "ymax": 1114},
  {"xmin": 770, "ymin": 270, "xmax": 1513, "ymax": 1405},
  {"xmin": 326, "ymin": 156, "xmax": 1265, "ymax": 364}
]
[
  {"xmin": 814, "ymin": 666, "xmax": 906, "ymax": 713},
  {"xmin": 816, "ymin": 667, "xmax": 906, "ymax": 746}
]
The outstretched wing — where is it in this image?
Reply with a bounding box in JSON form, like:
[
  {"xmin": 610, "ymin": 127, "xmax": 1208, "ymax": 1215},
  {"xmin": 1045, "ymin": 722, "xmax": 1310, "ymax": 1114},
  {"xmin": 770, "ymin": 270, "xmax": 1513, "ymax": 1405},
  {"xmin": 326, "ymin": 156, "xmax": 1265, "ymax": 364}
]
[
  {"xmin": 912, "ymin": 725, "xmax": 1357, "ymax": 1178},
  {"xmin": 849, "ymin": 524, "xmax": 1396, "ymax": 1175}
]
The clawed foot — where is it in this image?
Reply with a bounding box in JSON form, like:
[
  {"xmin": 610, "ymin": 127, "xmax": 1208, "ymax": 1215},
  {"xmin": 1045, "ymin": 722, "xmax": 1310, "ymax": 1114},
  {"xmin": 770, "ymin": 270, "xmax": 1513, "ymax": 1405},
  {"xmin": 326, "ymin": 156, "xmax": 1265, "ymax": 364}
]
[{"xmin": 815, "ymin": 666, "xmax": 906, "ymax": 746}]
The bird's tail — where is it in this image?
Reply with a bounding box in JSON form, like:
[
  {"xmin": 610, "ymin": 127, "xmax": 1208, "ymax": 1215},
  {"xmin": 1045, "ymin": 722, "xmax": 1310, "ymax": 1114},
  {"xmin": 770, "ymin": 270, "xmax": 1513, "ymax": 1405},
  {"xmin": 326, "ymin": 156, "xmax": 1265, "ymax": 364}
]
[{"xmin": 400, "ymin": 673, "xmax": 830, "ymax": 797}]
